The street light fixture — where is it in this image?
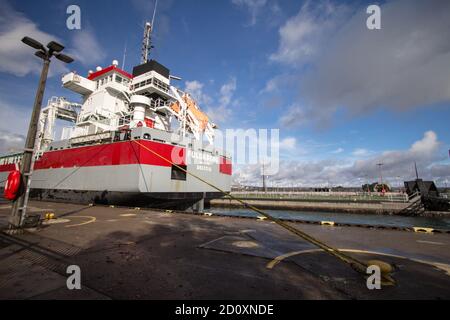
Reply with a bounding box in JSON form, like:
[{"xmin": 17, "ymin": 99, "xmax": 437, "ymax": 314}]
[
  {"xmin": 9, "ymin": 36, "xmax": 74, "ymax": 229},
  {"xmin": 47, "ymin": 41, "xmax": 65, "ymax": 53},
  {"xmin": 21, "ymin": 36, "xmax": 45, "ymax": 51},
  {"xmin": 54, "ymin": 53, "xmax": 74, "ymax": 64},
  {"xmin": 34, "ymin": 50, "xmax": 47, "ymax": 60}
]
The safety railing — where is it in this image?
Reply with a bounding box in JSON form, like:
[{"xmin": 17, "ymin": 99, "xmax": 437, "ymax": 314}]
[{"xmin": 229, "ymin": 191, "xmax": 409, "ymax": 203}]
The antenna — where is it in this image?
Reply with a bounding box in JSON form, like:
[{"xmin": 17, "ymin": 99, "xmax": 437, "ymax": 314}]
[
  {"xmin": 122, "ymin": 41, "xmax": 127, "ymax": 70},
  {"xmin": 376, "ymin": 162, "xmax": 384, "ymax": 185},
  {"xmin": 141, "ymin": 0, "xmax": 158, "ymax": 64},
  {"xmin": 414, "ymin": 161, "xmax": 419, "ymax": 180},
  {"xmin": 262, "ymin": 160, "xmax": 267, "ymax": 193},
  {"xmin": 151, "ymin": 0, "xmax": 158, "ymax": 27}
]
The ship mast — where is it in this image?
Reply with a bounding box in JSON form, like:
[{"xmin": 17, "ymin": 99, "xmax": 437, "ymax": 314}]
[{"xmin": 141, "ymin": 0, "xmax": 158, "ymax": 64}]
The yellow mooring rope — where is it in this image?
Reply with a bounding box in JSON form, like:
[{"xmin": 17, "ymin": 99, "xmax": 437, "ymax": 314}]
[{"xmin": 132, "ymin": 139, "xmax": 395, "ymax": 285}]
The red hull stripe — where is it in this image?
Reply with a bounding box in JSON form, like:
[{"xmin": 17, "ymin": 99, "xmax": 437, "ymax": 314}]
[
  {"xmin": 219, "ymin": 156, "xmax": 232, "ymax": 175},
  {"xmin": 0, "ymin": 140, "xmax": 184, "ymax": 172},
  {"xmin": 0, "ymin": 164, "xmax": 16, "ymax": 173}
]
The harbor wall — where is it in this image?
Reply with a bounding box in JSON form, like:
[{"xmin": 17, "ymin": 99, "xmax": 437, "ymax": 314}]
[
  {"xmin": 210, "ymin": 198, "xmax": 450, "ymax": 217},
  {"xmin": 209, "ymin": 198, "xmax": 409, "ymax": 215}
]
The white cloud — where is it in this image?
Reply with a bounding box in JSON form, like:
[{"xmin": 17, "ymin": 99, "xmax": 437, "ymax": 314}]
[
  {"xmin": 260, "ymin": 74, "xmax": 295, "ymax": 94},
  {"xmin": 67, "ymin": 29, "xmax": 105, "ymax": 67},
  {"xmin": 279, "ymin": 137, "xmax": 296, "ymax": 151},
  {"xmin": 206, "ymin": 77, "xmax": 238, "ymax": 124},
  {"xmin": 0, "ymin": 1, "xmax": 68, "ymax": 77},
  {"xmin": 0, "ymin": 101, "xmax": 31, "ymax": 135},
  {"xmin": 234, "ymin": 131, "xmax": 450, "ymax": 187},
  {"xmin": 261, "ymin": 78, "xmax": 278, "ymax": 93},
  {"xmin": 0, "ymin": 130, "xmax": 25, "ymax": 154},
  {"xmin": 410, "ymin": 130, "xmax": 438, "ymax": 154},
  {"xmin": 0, "ymin": 2, "xmax": 105, "ymax": 77},
  {"xmin": 272, "ymin": 0, "xmax": 450, "ymax": 127},
  {"xmin": 207, "ymin": 77, "xmax": 237, "ymax": 124},
  {"xmin": 0, "ymin": 101, "xmax": 32, "ymax": 154},
  {"xmin": 184, "ymin": 78, "xmax": 237, "ymax": 125},
  {"xmin": 352, "ymin": 148, "xmax": 370, "ymax": 157},
  {"xmin": 331, "ymin": 147, "xmax": 344, "ymax": 154},
  {"xmin": 219, "ymin": 77, "xmax": 237, "ymax": 108},
  {"xmin": 232, "ymin": 0, "xmax": 267, "ymax": 26},
  {"xmin": 205, "ymin": 105, "xmax": 233, "ymax": 125},
  {"xmin": 184, "ymin": 80, "xmax": 212, "ymax": 106},
  {"xmin": 270, "ymin": 1, "xmax": 348, "ymax": 65},
  {"xmin": 279, "ymin": 105, "xmax": 307, "ymax": 127}
]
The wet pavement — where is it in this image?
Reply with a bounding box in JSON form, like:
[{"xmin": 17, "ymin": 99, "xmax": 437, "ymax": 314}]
[{"xmin": 0, "ymin": 201, "xmax": 449, "ymax": 299}]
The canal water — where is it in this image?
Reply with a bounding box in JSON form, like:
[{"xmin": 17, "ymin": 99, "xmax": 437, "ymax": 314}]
[{"xmin": 209, "ymin": 207, "xmax": 450, "ymax": 230}]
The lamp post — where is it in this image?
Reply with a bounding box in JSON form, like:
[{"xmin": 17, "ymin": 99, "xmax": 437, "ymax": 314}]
[
  {"xmin": 396, "ymin": 175, "xmax": 401, "ymax": 191},
  {"xmin": 9, "ymin": 37, "xmax": 74, "ymax": 229},
  {"xmin": 376, "ymin": 162, "xmax": 384, "ymax": 192}
]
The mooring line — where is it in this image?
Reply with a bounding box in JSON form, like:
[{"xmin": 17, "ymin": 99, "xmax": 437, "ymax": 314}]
[{"xmin": 131, "ymin": 139, "xmax": 396, "ymax": 285}]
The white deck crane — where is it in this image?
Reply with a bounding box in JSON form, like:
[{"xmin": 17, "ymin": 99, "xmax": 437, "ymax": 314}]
[{"xmin": 36, "ymin": 96, "xmax": 81, "ymax": 152}]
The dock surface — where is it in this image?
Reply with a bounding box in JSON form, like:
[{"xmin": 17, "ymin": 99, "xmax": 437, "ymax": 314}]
[{"xmin": 0, "ymin": 201, "xmax": 449, "ymax": 299}]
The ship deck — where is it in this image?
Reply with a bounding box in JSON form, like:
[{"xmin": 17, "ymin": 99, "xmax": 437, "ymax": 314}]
[{"xmin": 0, "ymin": 200, "xmax": 449, "ymax": 299}]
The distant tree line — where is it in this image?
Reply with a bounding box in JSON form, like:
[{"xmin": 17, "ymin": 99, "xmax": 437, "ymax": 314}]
[{"xmin": 361, "ymin": 183, "xmax": 391, "ymax": 192}]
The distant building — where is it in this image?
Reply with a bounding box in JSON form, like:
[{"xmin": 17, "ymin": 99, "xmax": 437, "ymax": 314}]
[{"xmin": 404, "ymin": 179, "xmax": 439, "ymax": 197}]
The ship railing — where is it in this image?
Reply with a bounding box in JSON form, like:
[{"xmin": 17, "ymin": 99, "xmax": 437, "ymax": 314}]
[
  {"xmin": 407, "ymin": 191, "xmax": 421, "ymax": 201},
  {"xmin": 149, "ymin": 97, "xmax": 170, "ymax": 109},
  {"xmin": 131, "ymin": 77, "xmax": 170, "ymax": 94},
  {"xmin": 76, "ymin": 110, "xmax": 127, "ymax": 129},
  {"xmin": 96, "ymin": 116, "xmax": 119, "ymax": 126},
  {"xmin": 0, "ymin": 152, "xmax": 23, "ymax": 166},
  {"xmin": 118, "ymin": 114, "xmax": 132, "ymax": 126}
]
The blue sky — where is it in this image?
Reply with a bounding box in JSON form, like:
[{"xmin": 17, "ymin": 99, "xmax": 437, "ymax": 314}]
[{"xmin": 0, "ymin": 0, "xmax": 449, "ymax": 187}]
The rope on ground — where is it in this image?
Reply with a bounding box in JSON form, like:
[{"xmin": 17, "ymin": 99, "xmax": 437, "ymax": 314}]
[{"xmin": 131, "ymin": 139, "xmax": 396, "ymax": 285}]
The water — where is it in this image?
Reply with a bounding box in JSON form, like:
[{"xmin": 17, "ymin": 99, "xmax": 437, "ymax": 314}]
[{"xmin": 209, "ymin": 207, "xmax": 450, "ymax": 230}]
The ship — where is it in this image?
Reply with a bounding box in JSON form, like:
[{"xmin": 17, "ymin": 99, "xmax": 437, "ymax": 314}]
[{"xmin": 0, "ymin": 21, "xmax": 232, "ymax": 211}]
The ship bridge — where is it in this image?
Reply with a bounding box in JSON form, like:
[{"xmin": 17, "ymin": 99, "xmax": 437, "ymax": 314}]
[{"xmin": 53, "ymin": 54, "xmax": 218, "ymax": 148}]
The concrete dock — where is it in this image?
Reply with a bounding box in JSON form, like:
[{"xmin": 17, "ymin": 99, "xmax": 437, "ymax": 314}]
[{"xmin": 0, "ymin": 200, "xmax": 449, "ymax": 299}]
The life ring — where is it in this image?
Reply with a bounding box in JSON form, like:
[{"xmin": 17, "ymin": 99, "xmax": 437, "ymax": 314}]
[{"xmin": 3, "ymin": 170, "xmax": 22, "ymax": 200}]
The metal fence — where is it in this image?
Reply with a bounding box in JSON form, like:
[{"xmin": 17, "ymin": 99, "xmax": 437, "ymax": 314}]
[{"xmin": 230, "ymin": 191, "xmax": 409, "ymax": 203}]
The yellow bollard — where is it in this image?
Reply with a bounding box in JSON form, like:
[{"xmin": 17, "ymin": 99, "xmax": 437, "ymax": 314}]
[
  {"xmin": 44, "ymin": 212, "xmax": 55, "ymax": 220},
  {"xmin": 413, "ymin": 227, "xmax": 434, "ymax": 234},
  {"xmin": 367, "ymin": 259, "xmax": 393, "ymax": 274},
  {"xmin": 367, "ymin": 259, "xmax": 395, "ymax": 286}
]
